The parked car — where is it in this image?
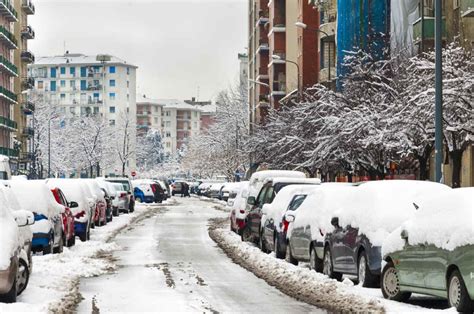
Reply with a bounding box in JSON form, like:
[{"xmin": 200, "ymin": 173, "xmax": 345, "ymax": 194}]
[
  {"xmin": 10, "ymin": 181, "xmax": 65, "ymax": 255},
  {"xmin": 245, "ymin": 176, "xmax": 320, "ymax": 247},
  {"xmin": 197, "ymin": 182, "xmax": 212, "ymax": 197},
  {"xmin": 45, "ymin": 179, "xmax": 93, "ymax": 242},
  {"xmin": 110, "ymin": 182, "xmax": 129, "ymax": 214},
  {"xmin": 82, "ymin": 179, "xmax": 107, "ymax": 227},
  {"xmin": 0, "ymin": 197, "xmax": 34, "ymax": 303},
  {"xmin": 171, "ymin": 181, "xmax": 189, "ymax": 196},
  {"xmin": 50, "ymin": 187, "xmax": 76, "ymax": 247},
  {"xmin": 104, "ymin": 177, "xmax": 134, "ymax": 213},
  {"xmin": 322, "ymin": 181, "xmax": 451, "ymax": 287},
  {"xmin": 261, "ymin": 184, "xmax": 321, "ymax": 258},
  {"xmin": 381, "ymin": 187, "xmax": 474, "ymax": 312},
  {"xmin": 229, "ymin": 182, "xmax": 249, "ymax": 235},
  {"xmin": 156, "ymin": 180, "xmax": 169, "ymax": 200},
  {"xmin": 132, "ymin": 180, "xmax": 156, "ymax": 203},
  {"xmin": 95, "ymin": 179, "xmax": 116, "ymax": 222},
  {"xmin": 209, "ymin": 183, "xmax": 225, "ymax": 199}
]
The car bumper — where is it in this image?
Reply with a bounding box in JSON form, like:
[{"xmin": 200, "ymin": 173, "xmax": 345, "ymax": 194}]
[
  {"xmin": 144, "ymin": 196, "xmax": 154, "ymax": 203},
  {"xmin": 0, "ymin": 260, "xmax": 16, "ymax": 294},
  {"xmin": 32, "ymin": 233, "xmax": 50, "ymax": 248}
]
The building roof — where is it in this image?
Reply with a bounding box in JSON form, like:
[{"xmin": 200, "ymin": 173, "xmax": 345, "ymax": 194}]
[
  {"xmin": 33, "ymin": 53, "xmax": 138, "ymax": 68},
  {"xmin": 137, "ymin": 95, "xmax": 202, "ymax": 111}
]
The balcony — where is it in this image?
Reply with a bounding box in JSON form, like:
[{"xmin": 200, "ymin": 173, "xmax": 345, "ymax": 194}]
[
  {"xmin": 0, "ymin": 116, "xmax": 17, "ymax": 130},
  {"xmin": 0, "ymin": 26, "xmax": 17, "ymax": 49},
  {"xmin": 320, "ymin": 22, "xmax": 336, "ymax": 39},
  {"xmin": 22, "ymin": 77, "xmax": 34, "ymax": 90},
  {"xmin": 22, "ymin": 100, "xmax": 35, "ymax": 115},
  {"xmin": 176, "ymin": 116, "xmax": 191, "ymax": 121},
  {"xmin": 137, "ymin": 111, "xmax": 151, "ymax": 116},
  {"xmin": 0, "ymin": 55, "xmax": 18, "ymax": 77},
  {"xmin": 0, "ymin": 0, "xmax": 18, "ymax": 22},
  {"xmin": 87, "ymin": 71, "xmax": 103, "ymax": 78},
  {"xmin": 22, "ymin": 127, "xmax": 34, "ymax": 137},
  {"xmin": 413, "ymin": 17, "xmax": 446, "ymax": 43},
  {"xmin": 460, "ymin": 0, "xmax": 474, "ymax": 17},
  {"xmin": 0, "ymin": 147, "xmax": 19, "ymax": 158},
  {"xmin": 22, "ymin": 0, "xmax": 35, "ymax": 15},
  {"xmin": 21, "ymin": 50, "xmax": 35, "ymax": 63},
  {"xmin": 271, "ymin": 81, "xmax": 286, "ymax": 96},
  {"xmin": 0, "ymin": 86, "xmax": 17, "ymax": 103},
  {"xmin": 21, "ymin": 26, "xmax": 35, "ymax": 40},
  {"xmin": 21, "ymin": 152, "xmax": 35, "ymax": 161}
]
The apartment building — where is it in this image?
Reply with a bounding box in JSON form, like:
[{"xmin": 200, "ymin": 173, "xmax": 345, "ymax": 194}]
[
  {"xmin": 0, "ymin": 0, "xmax": 20, "ymax": 164},
  {"xmin": 137, "ymin": 96, "xmax": 202, "ymax": 156},
  {"xmin": 238, "ymin": 52, "xmax": 248, "ymax": 86},
  {"xmin": 13, "ymin": 0, "xmax": 35, "ymax": 175},
  {"xmin": 29, "ymin": 52, "xmax": 138, "ymax": 176},
  {"xmin": 184, "ymin": 97, "xmax": 216, "ymax": 131}
]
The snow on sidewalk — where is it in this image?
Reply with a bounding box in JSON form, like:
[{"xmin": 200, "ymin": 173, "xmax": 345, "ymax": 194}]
[
  {"xmin": 0, "ymin": 202, "xmax": 165, "ymax": 313},
  {"xmin": 208, "ymin": 218, "xmax": 456, "ymax": 313}
]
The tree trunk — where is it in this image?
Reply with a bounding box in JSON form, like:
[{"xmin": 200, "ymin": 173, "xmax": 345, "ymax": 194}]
[{"xmin": 450, "ymin": 149, "xmax": 462, "ymax": 188}]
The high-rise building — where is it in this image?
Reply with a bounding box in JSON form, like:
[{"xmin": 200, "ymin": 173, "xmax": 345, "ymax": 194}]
[
  {"xmin": 0, "ymin": 1, "xmax": 20, "ymax": 165},
  {"xmin": 29, "ymin": 53, "xmax": 138, "ymax": 176},
  {"xmin": 13, "ymin": 0, "xmax": 35, "ymax": 175}
]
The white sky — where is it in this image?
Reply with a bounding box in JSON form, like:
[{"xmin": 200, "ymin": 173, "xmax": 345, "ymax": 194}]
[{"xmin": 29, "ymin": 0, "xmax": 247, "ymax": 101}]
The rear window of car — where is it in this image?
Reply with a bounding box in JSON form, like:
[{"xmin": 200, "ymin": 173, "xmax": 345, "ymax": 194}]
[{"xmin": 107, "ymin": 180, "xmax": 131, "ymax": 192}]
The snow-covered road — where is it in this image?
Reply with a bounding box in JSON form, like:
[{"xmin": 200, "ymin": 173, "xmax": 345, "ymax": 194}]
[{"xmin": 77, "ymin": 198, "xmax": 323, "ymax": 313}]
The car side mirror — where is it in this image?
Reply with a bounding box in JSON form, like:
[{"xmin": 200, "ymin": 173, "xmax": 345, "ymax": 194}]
[
  {"xmin": 69, "ymin": 201, "xmax": 79, "ymax": 208},
  {"xmin": 247, "ymin": 196, "xmax": 256, "ymax": 206},
  {"xmin": 401, "ymin": 229, "xmax": 409, "ymax": 240},
  {"xmin": 12, "ymin": 210, "xmax": 35, "ymax": 227},
  {"xmin": 331, "ymin": 217, "xmax": 340, "ymax": 228},
  {"xmin": 285, "ymin": 213, "xmax": 295, "ymax": 223}
]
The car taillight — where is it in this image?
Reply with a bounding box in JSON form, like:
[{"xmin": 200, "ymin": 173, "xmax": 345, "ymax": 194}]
[
  {"xmin": 75, "ymin": 211, "xmax": 86, "ymax": 219},
  {"xmin": 239, "ymin": 210, "xmax": 245, "ymax": 214},
  {"xmin": 283, "ymin": 219, "xmax": 290, "ymax": 233},
  {"xmin": 120, "ymin": 192, "xmax": 127, "ymax": 198}
]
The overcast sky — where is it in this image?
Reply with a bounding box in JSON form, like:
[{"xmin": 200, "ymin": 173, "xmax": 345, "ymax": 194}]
[{"xmin": 29, "ymin": 0, "xmax": 247, "ymax": 101}]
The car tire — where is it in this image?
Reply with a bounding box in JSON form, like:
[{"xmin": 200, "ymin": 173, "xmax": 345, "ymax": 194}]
[
  {"xmin": 241, "ymin": 226, "xmax": 251, "ymax": 242},
  {"xmin": 275, "ymin": 235, "xmax": 285, "ymax": 259},
  {"xmin": 310, "ymin": 246, "xmax": 323, "ymax": 273},
  {"xmin": 358, "ymin": 251, "xmax": 378, "ymax": 287},
  {"xmin": 43, "ymin": 235, "xmax": 54, "ymax": 255},
  {"xmin": 0, "ymin": 277, "xmax": 17, "ymax": 303},
  {"xmin": 67, "ymin": 234, "xmax": 75, "ymax": 247},
  {"xmin": 285, "ymin": 242, "xmax": 298, "ymax": 265},
  {"xmin": 79, "ymin": 232, "xmax": 87, "ymax": 242},
  {"xmin": 86, "ymin": 228, "xmax": 91, "ymax": 241},
  {"xmin": 381, "ymin": 260, "xmax": 411, "ymax": 302},
  {"xmin": 448, "ymin": 270, "xmax": 474, "ymax": 312},
  {"xmin": 113, "ymin": 208, "xmax": 119, "ymax": 217},
  {"xmin": 259, "ymin": 230, "xmax": 269, "ymax": 254},
  {"xmin": 17, "ymin": 259, "xmax": 29, "ymax": 296},
  {"xmin": 53, "ymin": 234, "xmax": 64, "ymax": 254},
  {"xmin": 323, "ymin": 246, "xmax": 342, "ymax": 281}
]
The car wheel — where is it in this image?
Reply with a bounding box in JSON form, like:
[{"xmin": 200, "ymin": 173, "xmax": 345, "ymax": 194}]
[
  {"xmin": 0, "ymin": 277, "xmax": 17, "ymax": 303},
  {"xmin": 259, "ymin": 230, "xmax": 269, "ymax": 253},
  {"xmin": 358, "ymin": 251, "xmax": 378, "ymax": 287},
  {"xmin": 86, "ymin": 228, "xmax": 91, "ymax": 241},
  {"xmin": 285, "ymin": 242, "xmax": 298, "ymax": 265},
  {"xmin": 448, "ymin": 270, "xmax": 474, "ymax": 312},
  {"xmin": 275, "ymin": 235, "xmax": 285, "ymax": 259},
  {"xmin": 67, "ymin": 234, "xmax": 75, "ymax": 247},
  {"xmin": 53, "ymin": 234, "xmax": 64, "ymax": 254},
  {"xmin": 113, "ymin": 208, "xmax": 119, "ymax": 217},
  {"xmin": 16, "ymin": 259, "xmax": 29, "ymax": 295},
  {"xmin": 241, "ymin": 226, "xmax": 251, "ymax": 242},
  {"xmin": 323, "ymin": 246, "xmax": 342, "ymax": 280},
  {"xmin": 381, "ymin": 261, "xmax": 411, "ymax": 301},
  {"xmin": 79, "ymin": 232, "xmax": 87, "ymax": 242},
  {"xmin": 43, "ymin": 236, "xmax": 54, "ymax": 255},
  {"xmin": 310, "ymin": 246, "xmax": 323, "ymax": 273}
]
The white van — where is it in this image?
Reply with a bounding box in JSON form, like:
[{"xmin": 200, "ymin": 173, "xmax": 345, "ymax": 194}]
[{"xmin": 0, "ymin": 156, "xmax": 11, "ymax": 180}]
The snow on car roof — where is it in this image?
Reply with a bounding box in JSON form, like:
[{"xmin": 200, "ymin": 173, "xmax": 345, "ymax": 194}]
[
  {"xmin": 264, "ymin": 177, "xmax": 322, "ymax": 185},
  {"xmin": 249, "ymin": 170, "xmax": 306, "ymax": 186},
  {"xmin": 45, "ymin": 179, "xmax": 90, "ymax": 209},
  {"xmin": 10, "ymin": 180, "xmax": 64, "ymax": 217},
  {"xmin": 383, "ymin": 187, "xmax": 473, "ymax": 255}
]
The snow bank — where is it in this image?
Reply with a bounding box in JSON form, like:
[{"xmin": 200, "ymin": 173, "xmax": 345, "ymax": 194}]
[
  {"xmin": 0, "ymin": 191, "xmax": 19, "ymax": 270},
  {"xmin": 384, "ymin": 187, "xmax": 474, "ymax": 255},
  {"xmin": 337, "ymin": 181, "xmax": 451, "ymax": 246},
  {"xmin": 262, "ymin": 185, "xmax": 321, "ymax": 231},
  {"xmin": 10, "ymin": 180, "xmax": 64, "ymax": 218}
]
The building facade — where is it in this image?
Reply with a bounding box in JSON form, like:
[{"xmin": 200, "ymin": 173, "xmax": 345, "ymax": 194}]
[
  {"xmin": 0, "ymin": 1, "xmax": 20, "ymax": 165},
  {"xmin": 13, "ymin": 0, "xmax": 35, "ymax": 175},
  {"xmin": 29, "ymin": 53, "xmax": 137, "ymax": 177}
]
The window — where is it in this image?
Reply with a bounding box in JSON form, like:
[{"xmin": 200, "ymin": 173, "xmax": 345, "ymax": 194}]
[
  {"xmin": 60, "ymin": 93, "xmax": 66, "ymax": 101},
  {"xmin": 154, "ymin": 117, "xmax": 158, "ymax": 124},
  {"xmin": 37, "ymin": 81, "xmax": 44, "ymax": 89},
  {"xmin": 288, "ymin": 195, "xmax": 307, "ymax": 211},
  {"xmin": 93, "ymin": 107, "xmax": 99, "ymax": 114},
  {"xmin": 127, "ymin": 67, "xmax": 130, "ymax": 75},
  {"xmin": 70, "ymin": 67, "xmax": 76, "ymax": 76},
  {"xmin": 127, "ymin": 94, "xmax": 130, "ymax": 101},
  {"xmin": 109, "ymin": 106, "xmax": 116, "ymax": 113},
  {"xmin": 256, "ymin": 187, "xmax": 267, "ymax": 207},
  {"xmin": 109, "ymin": 92, "xmax": 116, "ymax": 100},
  {"xmin": 109, "ymin": 66, "xmax": 116, "ymax": 74},
  {"xmin": 109, "ymin": 79, "xmax": 116, "ymax": 87},
  {"xmin": 50, "ymin": 67, "xmax": 57, "ymax": 78},
  {"xmin": 80, "ymin": 80, "xmax": 87, "ymax": 91},
  {"xmin": 70, "ymin": 107, "xmax": 76, "ymax": 115},
  {"xmin": 60, "ymin": 67, "xmax": 66, "ymax": 75},
  {"xmin": 165, "ymin": 111, "xmax": 170, "ymax": 116},
  {"xmin": 194, "ymin": 111, "xmax": 197, "ymax": 117},
  {"xmin": 166, "ymin": 121, "xmax": 171, "ymax": 127},
  {"xmin": 70, "ymin": 80, "xmax": 76, "ymax": 89},
  {"xmin": 80, "ymin": 67, "xmax": 87, "ymax": 77},
  {"xmin": 60, "ymin": 80, "xmax": 66, "ymax": 88},
  {"xmin": 93, "ymin": 93, "xmax": 100, "ymax": 101},
  {"xmin": 50, "ymin": 81, "xmax": 57, "ymax": 91},
  {"xmin": 127, "ymin": 81, "xmax": 130, "ymax": 88},
  {"xmin": 264, "ymin": 186, "xmax": 275, "ymax": 204},
  {"xmin": 109, "ymin": 119, "xmax": 115, "ymax": 126},
  {"xmin": 194, "ymin": 122, "xmax": 197, "ymax": 129}
]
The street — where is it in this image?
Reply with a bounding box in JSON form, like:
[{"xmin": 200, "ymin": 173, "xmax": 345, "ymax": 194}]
[{"xmin": 77, "ymin": 198, "xmax": 323, "ymax": 313}]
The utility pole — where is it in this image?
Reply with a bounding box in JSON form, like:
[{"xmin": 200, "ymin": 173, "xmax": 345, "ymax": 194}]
[{"xmin": 434, "ymin": 0, "xmax": 443, "ymax": 182}]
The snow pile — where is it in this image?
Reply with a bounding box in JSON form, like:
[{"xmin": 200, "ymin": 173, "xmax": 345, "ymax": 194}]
[
  {"xmin": 10, "ymin": 180, "xmax": 64, "ymax": 218},
  {"xmin": 337, "ymin": 181, "xmax": 451, "ymax": 246},
  {"xmin": 0, "ymin": 191, "xmax": 19, "ymax": 270},
  {"xmin": 262, "ymin": 185, "xmax": 321, "ymax": 231},
  {"xmin": 248, "ymin": 170, "xmax": 306, "ymax": 197},
  {"xmin": 383, "ymin": 187, "xmax": 474, "ymax": 255}
]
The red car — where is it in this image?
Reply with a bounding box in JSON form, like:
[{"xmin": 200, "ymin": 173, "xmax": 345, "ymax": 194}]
[{"xmin": 50, "ymin": 187, "xmax": 75, "ymax": 247}]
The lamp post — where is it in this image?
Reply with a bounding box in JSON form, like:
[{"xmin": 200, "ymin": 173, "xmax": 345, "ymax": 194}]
[
  {"xmin": 272, "ymin": 54, "xmax": 301, "ymax": 99},
  {"xmin": 434, "ymin": 0, "xmax": 443, "ymax": 183},
  {"xmin": 295, "ymin": 21, "xmax": 333, "ymax": 85}
]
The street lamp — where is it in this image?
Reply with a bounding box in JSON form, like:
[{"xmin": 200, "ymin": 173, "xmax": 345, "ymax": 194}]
[
  {"xmin": 248, "ymin": 79, "xmax": 270, "ymax": 88},
  {"xmin": 272, "ymin": 54, "xmax": 301, "ymax": 98},
  {"xmin": 295, "ymin": 21, "xmax": 333, "ymax": 85},
  {"xmin": 434, "ymin": 0, "xmax": 443, "ymax": 183}
]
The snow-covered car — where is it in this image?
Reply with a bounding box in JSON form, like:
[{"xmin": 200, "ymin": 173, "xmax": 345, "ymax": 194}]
[
  {"xmin": 197, "ymin": 182, "xmax": 212, "ymax": 197},
  {"xmin": 219, "ymin": 182, "xmax": 237, "ymax": 201},
  {"xmin": 0, "ymin": 195, "xmax": 34, "ymax": 303},
  {"xmin": 50, "ymin": 187, "xmax": 76, "ymax": 247},
  {"xmin": 104, "ymin": 177, "xmax": 133, "ymax": 213},
  {"xmin": 81, "ymin": 179, "xmax": 107, "ymax": 227},
  {"xmin": 209, "ymin": 183, "xmax": 226, "ymax": 199},
  {"xmin": 132, "ymin": 180, "xmax": 156, "ymax": 203},
  {"xmin": 156, "ymin": 180, "xmax": 169, "ymax": 200},
  {"xmin": 10, "ymin": 181, "xmax": 65, "ymax": 255},
  {"xmin": 226, "ymin": 181, "xmax": 248, "ymax": 207},
  {"xmin": 45, "ymin": 179, "xmax": 93, "ymax": 242},
  {"xmin": 381, "ymin": 187, "xmax": 474, "ymax": 312},
  {"xmin": 95, "ymin": 179, "xmax": 116, "ymax": 221},
  {"xmin": 322, "ymin": 180, "xmax": 451, "ymax": 287},
  {"xmin": 229, "ymin": 182, "xmax": 249, "ymax": 235},
  {"xmin": 261, "ymin": 184, "xmax": 321, "ymax": 259},
  {"xmin": 110, "ymin": 183, "xmax": 129, "ymax": 213}
]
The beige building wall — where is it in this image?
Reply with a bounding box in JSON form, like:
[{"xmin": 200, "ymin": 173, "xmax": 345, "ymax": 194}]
[{"xmin": 285, "ymin": 0, "xmax": 298, "ymax": 93}]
